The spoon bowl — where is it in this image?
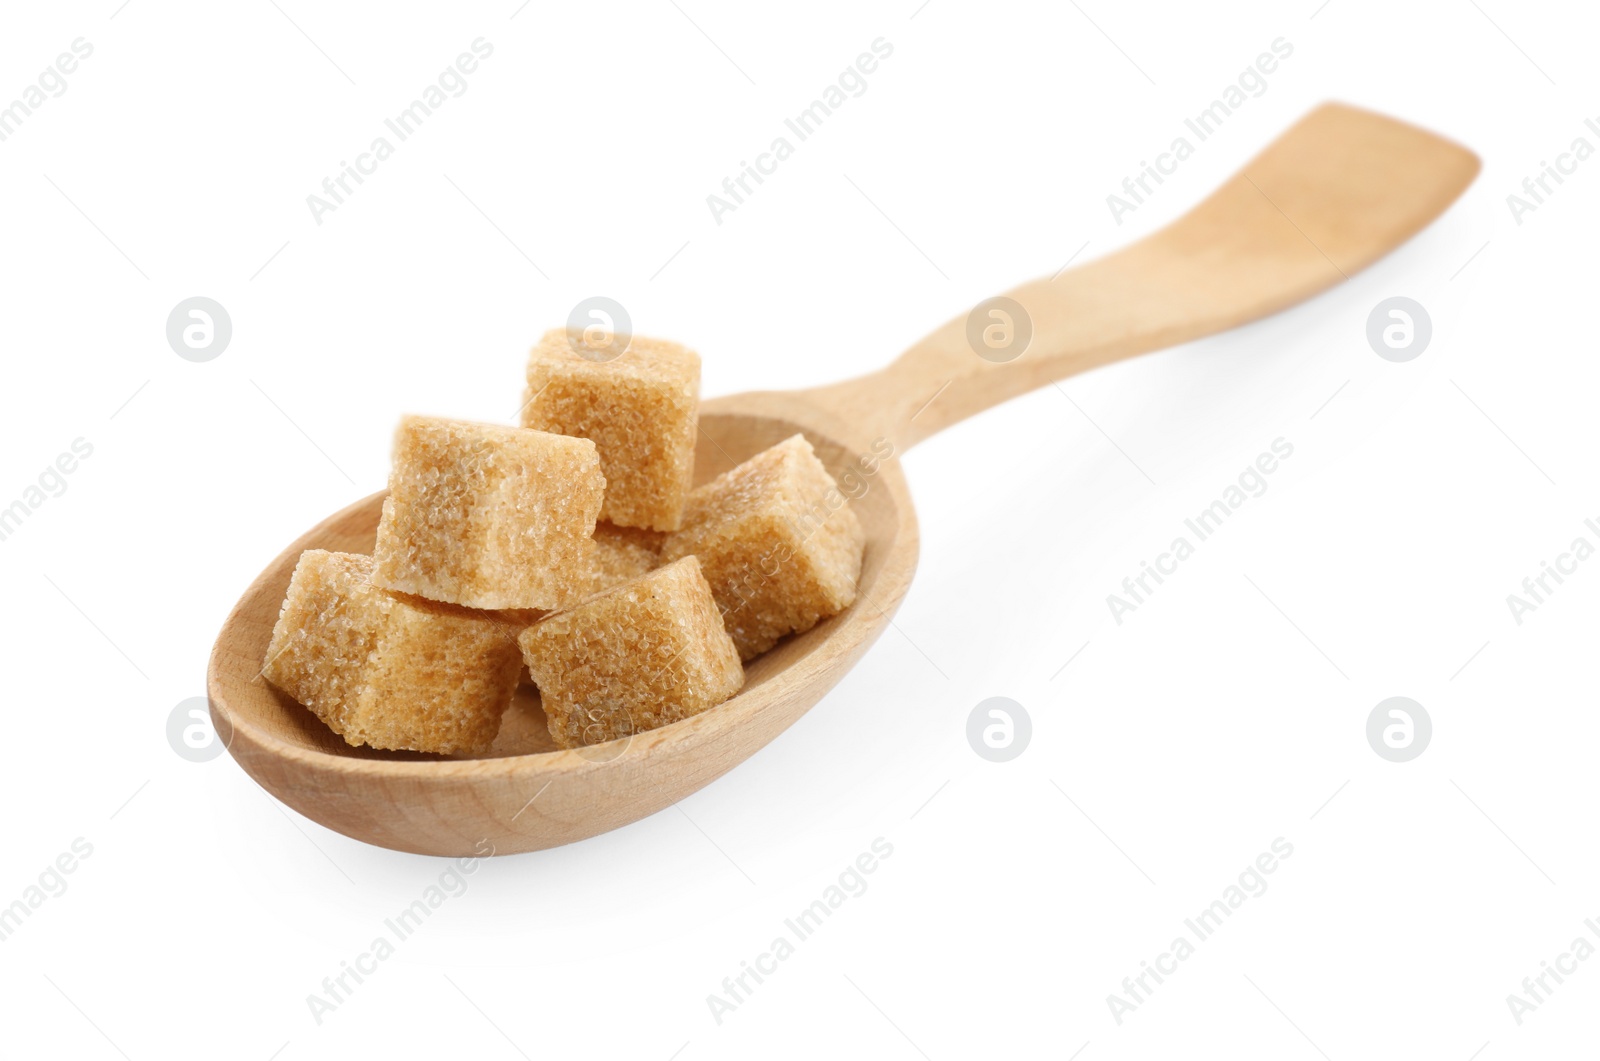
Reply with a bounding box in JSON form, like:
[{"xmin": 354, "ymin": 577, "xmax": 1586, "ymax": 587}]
[
  {"xmin": 207, "ymin": 407, "xmax": 918, "ymax": 855},
  {"xmin": 209, "ymin": 102, "xmax": 1479, "ymax": 855}
]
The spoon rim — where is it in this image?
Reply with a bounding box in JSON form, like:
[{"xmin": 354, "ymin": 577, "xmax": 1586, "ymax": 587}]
[{"xmin": 207, "ymin": 410, "xmax": 920, "ymax": 782}]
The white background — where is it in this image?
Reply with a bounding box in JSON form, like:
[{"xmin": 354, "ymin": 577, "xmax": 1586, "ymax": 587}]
[{"xmin": 0, "ymin": 0, "xmax": 1595, "ymax": 1057}]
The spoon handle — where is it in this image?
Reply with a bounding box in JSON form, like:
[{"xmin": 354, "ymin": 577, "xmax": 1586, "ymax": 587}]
[{"xmin": 790, "ymin": 103, "xmax": 1478, "ymax": 453}]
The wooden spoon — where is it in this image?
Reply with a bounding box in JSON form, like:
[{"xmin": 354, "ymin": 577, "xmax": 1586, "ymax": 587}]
[{"xmin": 208, "ymin": 103, "xmax": 1478, "ymax": 856}]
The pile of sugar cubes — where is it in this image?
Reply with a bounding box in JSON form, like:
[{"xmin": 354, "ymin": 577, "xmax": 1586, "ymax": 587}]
[{"xmin": 262, "ymin": 329, "xmax": 866, "ymax": 755}]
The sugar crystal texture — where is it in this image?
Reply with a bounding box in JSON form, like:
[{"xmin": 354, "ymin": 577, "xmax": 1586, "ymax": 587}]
[
  {"xmin": 263, "ymin": 550, "xmax": 523, "ymax": 754},
  {"xmin": 520, "ymin": 329, "xmax": 699, "ymax": 531},
  {"xmin": 518, "ymin": 555, "xmax": 744, "ymax": 749},
  {"xmin": 372, "ymin": 415, "xmax": 605, "ymax": 610},
  {"xmin": 582, "ymin": 521, "xmax": 665, "ymax": 596},
  {"xmin": 662, "ymin": 433, "xmax": 864, "ymax": 660},
  {"xmin": 495, "ymin": 524, "xmax": 661, "ymax": 688}
]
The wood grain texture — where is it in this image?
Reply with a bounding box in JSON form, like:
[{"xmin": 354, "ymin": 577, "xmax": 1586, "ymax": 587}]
[{"xmin": 207, "ymin": 103, "xmax": 1478, "ymax": 856}]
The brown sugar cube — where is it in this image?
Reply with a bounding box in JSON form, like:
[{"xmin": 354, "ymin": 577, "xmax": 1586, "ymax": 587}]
[
  {"xmin": 496, "ymin": 526, "xmax": 661, "ymax": 689},
  {"xmin": 263, "ymin": 550, "xmax": 522, "ymax": 755},
  {"xmin": 372, "ymin": 415, "xmax": 605, "ymax": 611},
  {"xmin": 661, "ymin": 433, "xmax": 864, "ymax": 660},
  {"xmin": 518, "ymin": 555, "xmax": 744, "ymax": 749},
  {"xmin": 483, "ymin": 609, "xmax": 548, "ymax": 688},
  {"xmin": 582, "ymin": 521, "xmax": 665, "ymax": 596},
  {"xmin": 520, "ymin": 328, "xmax": 699, "ymax": 532}
]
